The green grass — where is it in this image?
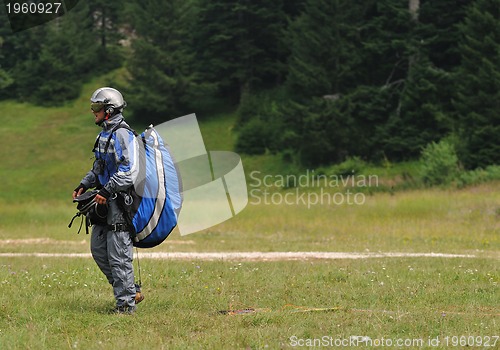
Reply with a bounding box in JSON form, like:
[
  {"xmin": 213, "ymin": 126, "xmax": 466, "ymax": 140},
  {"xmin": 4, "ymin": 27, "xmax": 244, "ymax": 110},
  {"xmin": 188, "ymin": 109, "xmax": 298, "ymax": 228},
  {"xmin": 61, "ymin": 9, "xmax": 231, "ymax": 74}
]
[
  {"xmin": 0, "ymin": 73, "xmax": 498, "ymax": 349},
  {"xmin": 0, "ymin": 183, "xmax": 498, "ymax": 255},
  {"xmin": 0, "ymin": 257, "xmax": 497, "ymax": 349},
  {"xmin": 0, "ymin": 74, "xmax": 118, "ymax": 202}
]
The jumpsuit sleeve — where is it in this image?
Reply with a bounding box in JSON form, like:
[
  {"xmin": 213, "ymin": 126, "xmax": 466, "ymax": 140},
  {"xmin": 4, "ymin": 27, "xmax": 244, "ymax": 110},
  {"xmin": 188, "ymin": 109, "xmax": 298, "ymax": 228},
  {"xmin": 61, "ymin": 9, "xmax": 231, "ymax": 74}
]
[
  {"xmin": 102, "ymin": 128, "xmax": 140, "ymax": 194},
  {"xmin": 80, "ymin": 169, "xmax": 98, "ymax": 189},
  {"xmin": 79, "ymin": 134, "xmax": 101, "ymax": 189}
]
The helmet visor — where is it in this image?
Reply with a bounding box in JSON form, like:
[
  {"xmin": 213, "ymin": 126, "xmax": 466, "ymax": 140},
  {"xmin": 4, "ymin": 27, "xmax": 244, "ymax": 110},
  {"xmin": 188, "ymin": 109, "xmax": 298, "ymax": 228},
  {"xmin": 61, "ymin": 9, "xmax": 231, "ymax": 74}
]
[{"xmin": 91, "ymin": 102, "xmax": 106, "ymax": 112}]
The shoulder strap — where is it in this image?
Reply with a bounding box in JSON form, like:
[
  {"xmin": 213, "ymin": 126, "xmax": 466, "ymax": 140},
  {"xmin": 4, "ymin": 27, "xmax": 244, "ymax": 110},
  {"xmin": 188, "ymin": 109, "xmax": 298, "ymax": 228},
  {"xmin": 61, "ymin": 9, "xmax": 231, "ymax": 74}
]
[{"xmin": 101, "ymin": 122, "xmax": 138, "ymax": 156}]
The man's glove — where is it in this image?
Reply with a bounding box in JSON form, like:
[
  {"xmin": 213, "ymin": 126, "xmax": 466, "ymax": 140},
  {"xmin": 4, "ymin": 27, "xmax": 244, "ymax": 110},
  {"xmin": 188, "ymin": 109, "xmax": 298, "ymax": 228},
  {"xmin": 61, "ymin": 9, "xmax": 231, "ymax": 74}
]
[
  {"xmin": 74, "ymin": 183, "xmax": 88, "ymax": 194},
  {"xmin": 97, "ymin": 187, "xmax": 111, "ymax": 200},
  {"xmin": 73, "ymin": 183, "xmax": 88, "ymax": 199}
]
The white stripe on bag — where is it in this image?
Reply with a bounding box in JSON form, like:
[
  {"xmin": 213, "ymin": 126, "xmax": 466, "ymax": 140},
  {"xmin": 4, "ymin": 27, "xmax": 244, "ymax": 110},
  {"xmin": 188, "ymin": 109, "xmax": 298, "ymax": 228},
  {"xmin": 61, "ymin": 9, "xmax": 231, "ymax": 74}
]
[{"xmin": 137, "ymin": 130, "xmax": 167, "ymax": 240}]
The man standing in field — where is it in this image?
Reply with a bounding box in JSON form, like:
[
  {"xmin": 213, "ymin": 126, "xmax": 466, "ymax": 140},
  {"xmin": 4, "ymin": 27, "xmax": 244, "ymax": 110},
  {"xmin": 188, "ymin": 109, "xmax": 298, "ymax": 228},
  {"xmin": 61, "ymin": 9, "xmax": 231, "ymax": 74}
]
[{"xmin": 72, "ymin": 87, "xmax": 143, "ymax": 314}]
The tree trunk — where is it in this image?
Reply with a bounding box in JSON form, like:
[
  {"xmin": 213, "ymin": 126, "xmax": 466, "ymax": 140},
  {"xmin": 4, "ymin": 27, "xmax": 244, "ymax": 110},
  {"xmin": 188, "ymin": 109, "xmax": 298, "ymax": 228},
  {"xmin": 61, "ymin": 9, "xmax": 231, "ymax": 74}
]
[
  {"xmin": 101, "ymin": 7, "xmax": 106, "ymax": 49},
  {"xmin": 409, "ymin": 0, "xmax": 420, "ymax": 21},
  {"xmin": 396, "ymin": 0, "xmax": 420, "ymax": 116}
]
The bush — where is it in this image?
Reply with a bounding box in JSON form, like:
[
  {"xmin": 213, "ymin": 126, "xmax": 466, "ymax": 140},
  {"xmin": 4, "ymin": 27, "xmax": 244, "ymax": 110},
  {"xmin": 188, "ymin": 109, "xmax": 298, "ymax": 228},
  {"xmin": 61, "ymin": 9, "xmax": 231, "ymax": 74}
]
[
  {"xmin": 235, "ymin": 118, "xmax": 273, "ymax": 155},
  {"xmin": 328, "ymin": 157, "xmax": 367, "ymax": 177},
  {"xmin": 457, "ymin": 165, "xmax": 500, "ymax": 187},
  {"xmin": 420, "ymin": 140, "xmax": 459, "ymax": 186},
  {"xmin": 236, "ymin": 88, "xmax": 286, "ymax": 126},
  {"xmin": 235, "ymin": 89, "xmax": 286, "ymax": 155}
]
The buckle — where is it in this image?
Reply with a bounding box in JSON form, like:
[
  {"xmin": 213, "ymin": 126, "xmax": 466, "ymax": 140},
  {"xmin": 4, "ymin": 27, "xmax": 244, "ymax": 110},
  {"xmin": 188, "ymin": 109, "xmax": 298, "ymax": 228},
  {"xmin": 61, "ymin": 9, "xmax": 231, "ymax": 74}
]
[{"xmin": 108, "ymin": 223, "xmax": 128, "ymax": 232}]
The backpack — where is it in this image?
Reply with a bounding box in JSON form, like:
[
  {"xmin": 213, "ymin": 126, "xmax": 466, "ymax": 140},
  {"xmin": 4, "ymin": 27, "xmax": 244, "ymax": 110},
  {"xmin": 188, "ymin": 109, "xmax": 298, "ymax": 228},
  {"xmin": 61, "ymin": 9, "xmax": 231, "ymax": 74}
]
[
  {"xmin": 70, "ymin": 123, "xmax": 183, "ymax": 248},
  {"xmin": 121, "ymin": 125, "xmax": 183, "ymax": 248}
]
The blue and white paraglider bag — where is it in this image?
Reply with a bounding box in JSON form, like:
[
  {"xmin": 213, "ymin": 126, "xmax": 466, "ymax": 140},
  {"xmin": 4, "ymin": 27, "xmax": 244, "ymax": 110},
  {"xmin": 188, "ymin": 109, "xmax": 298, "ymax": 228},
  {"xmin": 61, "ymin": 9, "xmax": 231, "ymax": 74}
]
[{"xmin": 125, "ymin": 126, "xmax": 182, "ymax": 248}]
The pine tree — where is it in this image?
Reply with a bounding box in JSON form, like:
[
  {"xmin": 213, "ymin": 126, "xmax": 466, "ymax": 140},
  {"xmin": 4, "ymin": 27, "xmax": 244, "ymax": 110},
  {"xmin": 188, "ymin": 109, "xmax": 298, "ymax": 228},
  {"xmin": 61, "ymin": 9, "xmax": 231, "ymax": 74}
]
[
  {"xmin": 0, "ymin": 9, "xmax": 13, "ymax": 94},
  {"xmin": 383, "ymin": 59, "xmax": 454, "ymax": 160},
  {"xmin": 299, "ymin": 98, "xmax": 352, "ymax": 165},
  {"xmin": 418, "ymin": 0, "xmax": 473, "ymax": 70},
  {"xmin": 357, "ymin": 0, "xmax": 414, "ymax": 88},
  {"xmin": 286, "ymin": 0, "xmax": 367, "ymax": 100},
  {"xmin": 454, "ymin": 0, "xmax": 500, "ymax": 168},
  {"xmin": 284, "ymin": 0, "xmax": 416, "ymax": 163},
  {"xmin": 368, "ymin": 0, "xmax": 461, "ymax": 161},
  {"xmin": 19, "ymin": 2, "xmax": 98, "ymax": 104},
  {"xmin": 88, "ymin": 0, "xmax": 125, "ymax": 72},
  {"xmin": 386, "ymin": 0, "xmax": 474, "ymax": 159},
  {"xmin": 193, "ymin": 0, "xmax": 288, "ymax": 102},
  {"xmin": 0, "ymin": 1, "xmax": 115, "ymax": 103},
  {"xmin": 0, "ymin": 19, "xmax": 45, "ymax": 99},
  {"xmin": 124, "ymin": 0, "xmax": 201, "ymax": 123}
]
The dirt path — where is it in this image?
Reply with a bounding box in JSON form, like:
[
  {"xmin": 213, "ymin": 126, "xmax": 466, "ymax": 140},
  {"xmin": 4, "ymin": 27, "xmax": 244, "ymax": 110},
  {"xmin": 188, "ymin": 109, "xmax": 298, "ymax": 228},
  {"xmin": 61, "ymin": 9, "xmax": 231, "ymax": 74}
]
[{"xmin": 0, "ymin": 251, "xmax": 476, "ymax": 261}]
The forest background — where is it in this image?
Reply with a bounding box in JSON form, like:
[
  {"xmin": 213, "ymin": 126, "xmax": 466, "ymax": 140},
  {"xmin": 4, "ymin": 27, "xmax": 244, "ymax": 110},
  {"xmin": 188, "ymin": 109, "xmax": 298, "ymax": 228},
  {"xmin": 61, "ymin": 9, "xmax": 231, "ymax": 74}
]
[{"xmin": 0, "ymin": 0, "xmax": 499, "ymax": 173}]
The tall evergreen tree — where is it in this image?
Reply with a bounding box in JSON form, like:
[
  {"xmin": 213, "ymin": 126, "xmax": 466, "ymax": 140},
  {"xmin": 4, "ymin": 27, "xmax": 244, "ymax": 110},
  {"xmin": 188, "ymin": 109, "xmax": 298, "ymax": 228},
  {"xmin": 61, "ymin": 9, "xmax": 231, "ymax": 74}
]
[
  {"xmin": 418, "ymin": 0, "xmax": 473, "ymax": 71},
  {"xmin": 193, "ymin": 0, "xmax": 288, "ymax": 102},
  {"xmin": 0, "ymin": 21, "xmax": 46, "ymax": 100},
  {"xmin": 286, "ymin": 0, "xmax": 367, "ymax": 100},
  {"xmin": 279, "ymin": 0, "xmax": 369, "ymax": 164},
  {"xmin": 0, "ymin": 10, "xmax": 13, "ymax": 94},
  {"xmin": 357, "ymin": 0, "xmax": 414, "ymax": 88},
  {"xmin": 0, "ymin": 1, "xmax": 118, "ymax": 103},
  {"xmin": 0, "ymin": 42, "xmax": 11, "ymax": 91},
  {"xmin": 391, "ymin": 0, "xmax": 474, "ymax": 158},
  {"xmin": 383, "ymin": 59, "xmax": 454, "ymax": 160},
  {"xmin": 124, "ymin": 0, "xmax": 201, "ymax": 123},
  {"xmin": 298, "ymin": 98, "xmax": 352, "ymax": 165},
  {"xmin": 282, "ymin": 0, "xmax": 417, "ymax": 163},
  {"xmin": 454, "ymin": 0, "xmax": 500, "ymax": 168},
  {"xmin": 15, "ymin": 2, "xmax": 98, "ymax": 104},
  {"xmin": 88, "ymin": 0, "xmax": 125, "ymax": 72}
]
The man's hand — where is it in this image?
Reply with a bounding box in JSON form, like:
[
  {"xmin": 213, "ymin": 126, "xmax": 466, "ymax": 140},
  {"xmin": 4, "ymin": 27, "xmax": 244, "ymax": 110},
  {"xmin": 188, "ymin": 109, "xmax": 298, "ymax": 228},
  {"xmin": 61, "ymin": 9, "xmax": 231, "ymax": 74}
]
[
  {"xmin": 72, "ymin": 184, "xmax": 87, "ymax": 200},
  {"xmin": 95, "ymin": 194, "xmax": 107, "ymax": 205},
  {"xmin": 96, "ymin": 188, "xmax": 111, "ymax": 205}
]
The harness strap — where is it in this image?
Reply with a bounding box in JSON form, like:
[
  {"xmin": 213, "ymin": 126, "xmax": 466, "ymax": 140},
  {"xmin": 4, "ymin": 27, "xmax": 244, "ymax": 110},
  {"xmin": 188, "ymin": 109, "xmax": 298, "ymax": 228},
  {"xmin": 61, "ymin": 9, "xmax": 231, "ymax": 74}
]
[
  {"xmin": 93, "ymin": 122, "xmax": 138, "ymax": 155},
  {"xmin": 85, "ymin": 217, "xmax": 90, "ymax": 235},
  {"xmin": 67, "ymin": 213, "xmax": 86, "ymax": 234},
  {"xmin": 68, "ymin": 212, "xmax": 81, "ymax": 228}
]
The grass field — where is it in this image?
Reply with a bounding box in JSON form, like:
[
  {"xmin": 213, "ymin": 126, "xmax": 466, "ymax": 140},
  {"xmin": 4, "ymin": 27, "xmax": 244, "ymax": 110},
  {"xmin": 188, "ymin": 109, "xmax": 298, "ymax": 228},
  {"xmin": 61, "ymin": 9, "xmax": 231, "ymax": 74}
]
[
  {"xmin": 0, "ymin": 255, "xmax": 497, "ymax": 349},
  {"xmin": 0, "ymin": 173, "xmax": 498, "ymax": 350},
  {"xmin": 1, "ymin": 183, "xmax": 498, "ymax": 256},
  {"xmin": 0, "ymin": 74, "xmax": 498, "ymax": 349}
]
